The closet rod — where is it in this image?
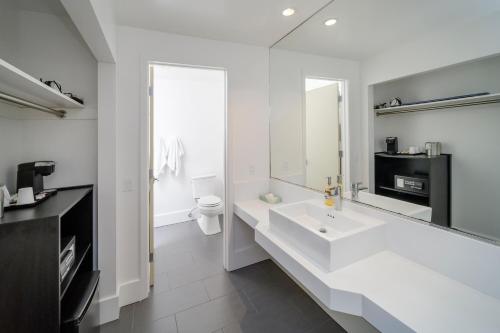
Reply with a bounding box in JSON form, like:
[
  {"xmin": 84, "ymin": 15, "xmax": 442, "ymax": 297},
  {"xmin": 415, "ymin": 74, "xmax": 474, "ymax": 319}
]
[
  {"xmin": 376, "ymin": 98, "xmax": 500, "ymax": 116},
  {"xmin": 0, "ymin": 91, "xmax": 66, "ymax": 118}
]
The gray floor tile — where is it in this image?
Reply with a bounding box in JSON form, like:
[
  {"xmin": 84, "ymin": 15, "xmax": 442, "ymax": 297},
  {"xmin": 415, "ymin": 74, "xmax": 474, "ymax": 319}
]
[
  {"xmin": 221, "ymin": 322, "xmax": 242, "ymax": 333},
  {"xmin": 167, "ymin": 258, "xmax": 224, "ymax": 289},
  {"xmin": 290, "ymin": 291, "xmax": 331, "ymax": 324},
  {"xmin": 133, "ymin": 315, "xmax": 178, "ymax": 333},
  {"xmin": 202, "ymin": 273, "xmax": 237, "ymax": 299},
  {"xmin": 152, "ymin": 272, "xmax": 171, "ymax": 294},
  {"xmin": 307, "ymin": 318, "xmax": 346, "ymax": 333},
  {"xmin": 239, "ymin": 303, "xmax": 335, "ymax": 333},
  {"xmin": 99, "ymin": 304, "xmax": 134, "ymax": 333},
  {"xmin": 156, "ymin": 250, "xmax": 194, "ymax": 273},
  {"xmin": 175, "ymin": 292, "xmax": 254, "ymax": 333},
  {"xmin": 134, "ymin": 281, "xmax": 209, "ymax": 323}
]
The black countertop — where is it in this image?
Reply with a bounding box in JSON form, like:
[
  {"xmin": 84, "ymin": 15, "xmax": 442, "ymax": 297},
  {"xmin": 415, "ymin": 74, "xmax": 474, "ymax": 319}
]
[
  {"xmin": 375, "ymin": 152, "xmax": 450, "ymax": 159},
  {"xmin": 0, "ymin": 186, "xmax": 93, "ymax": 225}
]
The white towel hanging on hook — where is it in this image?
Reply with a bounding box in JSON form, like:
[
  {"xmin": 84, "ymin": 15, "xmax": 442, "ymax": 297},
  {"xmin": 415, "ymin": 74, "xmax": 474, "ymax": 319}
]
[{"xmin": 165, "ymin": 136, "xmax": 184, "ymax": 176}]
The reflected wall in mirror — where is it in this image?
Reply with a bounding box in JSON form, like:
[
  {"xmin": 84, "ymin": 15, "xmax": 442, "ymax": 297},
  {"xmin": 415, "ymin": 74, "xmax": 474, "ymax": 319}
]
[
  {"xmin": 269, "ymin": 0, "xmax": 500, "ymax": 243},
  {"xmin": 270, "ymin": 71, "xmax": 345, "ymax": 191},
  {"xmin": 270, "ymin": 45, "xmax": 361, "ymax": 193}
]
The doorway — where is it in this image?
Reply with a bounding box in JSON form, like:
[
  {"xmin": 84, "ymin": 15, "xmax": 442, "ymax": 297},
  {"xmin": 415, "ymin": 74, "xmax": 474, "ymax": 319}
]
[
  {"xmin": 303, "ymin": 77, "xmax": 345, "ymax": 190},
  {"xmin": 147, "ymin": 63, "xmax": 227, "ymax": 287}
]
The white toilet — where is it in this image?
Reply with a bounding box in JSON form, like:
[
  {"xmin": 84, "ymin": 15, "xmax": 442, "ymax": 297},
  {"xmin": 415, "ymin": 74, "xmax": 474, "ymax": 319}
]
[{"xmin": 191, "ymin": 174, "xmax": 223, "ymax": 235}]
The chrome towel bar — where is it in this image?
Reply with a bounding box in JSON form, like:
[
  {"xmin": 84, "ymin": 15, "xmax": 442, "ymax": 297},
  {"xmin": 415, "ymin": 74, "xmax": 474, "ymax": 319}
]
[{"xmin": 0, "ymin": 91, "xmax": 66, "ymax": 118}]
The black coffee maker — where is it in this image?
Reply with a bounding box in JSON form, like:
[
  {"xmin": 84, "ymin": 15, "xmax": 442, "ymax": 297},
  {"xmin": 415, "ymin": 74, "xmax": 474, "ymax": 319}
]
[
  {"xmin": 386, "ymin": 137, "xmax": 398, "ymax": 155},
  {"xmin": 16, "ymin": 161, "xmax": 55, "ymax": 194}
]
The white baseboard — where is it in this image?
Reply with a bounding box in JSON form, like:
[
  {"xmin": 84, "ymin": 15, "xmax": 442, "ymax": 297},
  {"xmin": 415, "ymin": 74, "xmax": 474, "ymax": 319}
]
[
  {"xmin": 98, "ymin": 279, "xmax": 149, "ymax": 325},
  {"xmin": 98, "ymin": 294, "xmax": 119, "ymax": 325},
  {"xmin": 119, "ymin": 278, "xmax": 148, "ymax": 307},
  {"xmin": 154, "ymin": 209, "xmax": 199, "ymax": 227}
]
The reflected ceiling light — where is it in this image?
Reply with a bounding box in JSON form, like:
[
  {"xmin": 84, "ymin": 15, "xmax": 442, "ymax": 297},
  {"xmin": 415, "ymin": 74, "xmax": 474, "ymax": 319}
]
[
  {"xmin": 324, "ymin": 18, "xmax": 337, "ymax": 26},
  {"xmin": 282, "ymin": 8, "xmax": 296, "ymax": 16}
]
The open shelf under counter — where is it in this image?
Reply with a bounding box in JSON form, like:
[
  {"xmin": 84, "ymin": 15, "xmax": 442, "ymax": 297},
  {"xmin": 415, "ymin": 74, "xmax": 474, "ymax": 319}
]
[
  {"xmin": 378, "ymin": 185, "xmax": 430, "ymax": 198},
  {"xmin": 60, "ymin": 243, "xmax": 92, "ymax": 299}
]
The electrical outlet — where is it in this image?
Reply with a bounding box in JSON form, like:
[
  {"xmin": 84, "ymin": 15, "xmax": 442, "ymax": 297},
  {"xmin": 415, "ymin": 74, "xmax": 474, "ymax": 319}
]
[
  {"xmin": 249, "ymin": 165, "xmax": 256, "ymax": 176},
  {"xmin": 282, "ymin": 161, "xmax": 289, "ymax": 172}
]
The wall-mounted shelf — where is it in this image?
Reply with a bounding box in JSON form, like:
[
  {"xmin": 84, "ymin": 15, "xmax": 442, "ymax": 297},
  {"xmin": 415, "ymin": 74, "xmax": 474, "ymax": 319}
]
[
  {"xmin": 375, "ymin": 92, "xmax": 500, "ymax": 116},
  {"xmin": 0, "ymin": 58, "xmax": 84, "ymax": 118}
]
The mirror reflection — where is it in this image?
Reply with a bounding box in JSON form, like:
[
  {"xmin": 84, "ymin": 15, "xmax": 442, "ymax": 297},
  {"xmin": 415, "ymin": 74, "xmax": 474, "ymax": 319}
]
[
  {"xmin": 269, "ymin": 0, "xmax": 500, "ymax": 242},
  {"xmin": 270, "ymin": 73, "xmax": 345, "ymax": 191}
]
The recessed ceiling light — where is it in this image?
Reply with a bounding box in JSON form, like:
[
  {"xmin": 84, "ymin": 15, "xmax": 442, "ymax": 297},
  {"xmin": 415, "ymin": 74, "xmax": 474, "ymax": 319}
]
[
  {"xmin": 282, "ymin": 8, "xmax": 295, "ymax": 17},
  {"xmin": 324, "ymin": 18, "xmax": 337, "ymax": 26}
]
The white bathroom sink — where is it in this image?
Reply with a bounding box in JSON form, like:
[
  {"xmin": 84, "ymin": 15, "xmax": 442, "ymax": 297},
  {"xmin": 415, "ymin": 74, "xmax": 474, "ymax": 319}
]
[
  {"xmin": 274, "ymin": 201, "xmax": 363, "ymax": 235},
  {"xmin": 269, "ymin": 201, "xmax": 385, "ymax": 272}
]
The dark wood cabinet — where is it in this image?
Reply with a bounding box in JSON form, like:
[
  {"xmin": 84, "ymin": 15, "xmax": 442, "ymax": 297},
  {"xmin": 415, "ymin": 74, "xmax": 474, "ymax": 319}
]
[
  {"xmin": 375, "ymin": 153, "xmax": 451, "ymax": 227},
  {"xmin": 0, "ymin": 186, "xmax": 99, "ymax": 333}
]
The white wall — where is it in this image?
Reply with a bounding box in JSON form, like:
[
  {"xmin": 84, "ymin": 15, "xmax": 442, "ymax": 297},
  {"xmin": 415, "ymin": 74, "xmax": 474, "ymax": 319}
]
[
  {"xmin": 0, "ymin": 118, "xmax": 22, "ymax": 190},
  {"xmin": 115, "ymin": 25, "xmax": 270, "ymax": 303},
  {"xmin": 269, "ymin": 49, "xmax": 361, "ymax": 189},
  {"xmin": 97, "ymin": 62, "xmax": 119, "ymax": 321},
  {"xmin": 153, "ymin": 65, "xmax": 225, "ymax": 226},
  {"xmin": 373, "ymin": 55, "xmax": 500, "ymax": 241}
]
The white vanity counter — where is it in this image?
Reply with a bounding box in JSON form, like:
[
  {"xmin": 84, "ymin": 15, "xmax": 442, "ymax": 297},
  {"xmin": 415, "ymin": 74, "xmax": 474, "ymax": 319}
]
[
  {"xmin": 234, "ymin": 198, "xmax": 500, "ymax": 333},
  {"xmin": 233, "ymin": 199, "xmax": 277, "ymax": 228}
]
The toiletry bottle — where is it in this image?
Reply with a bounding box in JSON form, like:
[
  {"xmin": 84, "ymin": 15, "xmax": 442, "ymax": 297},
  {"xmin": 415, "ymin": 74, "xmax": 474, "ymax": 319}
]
[{"xmin": 324, "ymin": 177, "xmax": 335, "ymax": 207}]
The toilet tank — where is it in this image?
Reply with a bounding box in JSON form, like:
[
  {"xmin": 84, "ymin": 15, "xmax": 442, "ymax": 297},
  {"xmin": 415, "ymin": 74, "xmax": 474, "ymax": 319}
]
[{"xmin": 192, "ymin": 174, "xmax": 217, "ymax": 199}]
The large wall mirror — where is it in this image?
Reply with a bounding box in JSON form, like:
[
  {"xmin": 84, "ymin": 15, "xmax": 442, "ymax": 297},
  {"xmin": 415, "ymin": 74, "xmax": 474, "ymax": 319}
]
[{"xmin": 269, "ymin": 0, "xmax": 500, "ymax": 243}]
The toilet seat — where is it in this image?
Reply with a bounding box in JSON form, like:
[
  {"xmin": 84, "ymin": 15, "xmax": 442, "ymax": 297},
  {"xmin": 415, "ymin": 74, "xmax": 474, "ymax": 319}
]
[{"xmin": 198, "ymin": 195, "xmax": 222, "ymax": 207}]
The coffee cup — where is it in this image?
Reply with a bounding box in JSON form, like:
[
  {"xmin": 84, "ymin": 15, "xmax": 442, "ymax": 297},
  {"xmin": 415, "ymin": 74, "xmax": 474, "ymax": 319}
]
[{"xmin": 17, "ymin": 187, "xmax": 35, "ymax": 205}]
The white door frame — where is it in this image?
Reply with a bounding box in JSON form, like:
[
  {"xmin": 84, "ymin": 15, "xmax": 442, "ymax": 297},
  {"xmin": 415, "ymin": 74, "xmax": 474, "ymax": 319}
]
[{"xmin": 138, "ymin": 58, "xmax": 229, "ymax": 298}]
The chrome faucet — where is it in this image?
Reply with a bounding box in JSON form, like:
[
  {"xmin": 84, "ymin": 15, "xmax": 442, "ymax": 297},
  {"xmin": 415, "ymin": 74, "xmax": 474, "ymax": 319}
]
[
  {"xmin": 351, "ymin": 182, "xmax": 368, "ymax": 200},
  {"xmin": 333, "ymin": 185, "xmax": 342, "ymax": 211}
]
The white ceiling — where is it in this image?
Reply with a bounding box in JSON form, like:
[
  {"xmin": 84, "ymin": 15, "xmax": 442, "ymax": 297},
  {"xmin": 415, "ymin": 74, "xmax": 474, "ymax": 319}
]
[
  {"xmin": 275, "ymin": 0, "xmax": 500, "ymax": 60},
  {"xmin": 113, "ymin": 0, "xmax": 333, "ymax": 46}
]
